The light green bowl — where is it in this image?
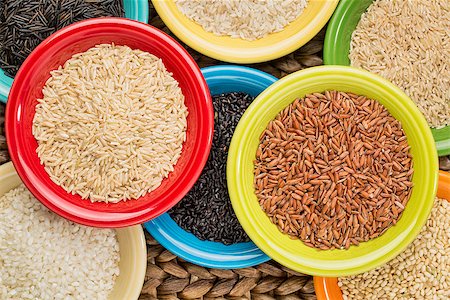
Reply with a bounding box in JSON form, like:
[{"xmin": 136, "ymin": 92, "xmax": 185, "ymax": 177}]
[
  {"xmin": 0, "ymin": 0, "xmax": 149, "ymax": 103},
  {"xmin": 323, "ymin": 0, "xmax": 450, "ymax": 156},
  {"xmin": 227, "ymin": 66, "xmax": 438, "ymax": 276}
]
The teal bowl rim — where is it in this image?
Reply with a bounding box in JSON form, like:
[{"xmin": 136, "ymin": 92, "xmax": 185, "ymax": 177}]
[
  {"xmin": 323, "ymin": 0, "xmax": 450, "ymax": 156},
  {"xmin": 0, "ymin": 0, "xmax": 149, "ymax": 103}
]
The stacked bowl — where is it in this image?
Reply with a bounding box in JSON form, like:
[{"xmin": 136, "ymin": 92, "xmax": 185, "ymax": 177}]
[
  {"xmin": 1, "ymin": 0, "xmax": 447, "ymax": 299},
  {"xmin": 0, "ymin": 0, "xmax": 149, "ymax": 103}
]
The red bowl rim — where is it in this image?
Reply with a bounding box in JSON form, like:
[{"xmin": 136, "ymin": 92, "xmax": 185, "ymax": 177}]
[{"xmin": 5, "ymin": 18, "xmax": 213, "ymax": 227}]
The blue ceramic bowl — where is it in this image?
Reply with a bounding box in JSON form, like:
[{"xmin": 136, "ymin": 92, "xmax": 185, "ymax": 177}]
[
  {"xmin": 144, "ymin": 65, "xmax": 276, "ymax": 269},
  {"xmin": 0, "ymin": 0, "xmax": 149, "ymax": 103}
]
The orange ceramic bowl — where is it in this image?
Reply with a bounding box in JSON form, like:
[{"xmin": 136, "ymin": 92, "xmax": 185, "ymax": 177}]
[{"xmin": 314, "ymin": 170, "xmax": 450, "ymax": 299}]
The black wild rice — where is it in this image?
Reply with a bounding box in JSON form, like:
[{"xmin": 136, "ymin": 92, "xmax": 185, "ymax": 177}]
[
  {"xmin": 169, "ymin": 92, "xmax": 253, "ymax": 245},
  {"xmin": 0, "ymin": 0, "xmax": 124, "ymax": 77}
]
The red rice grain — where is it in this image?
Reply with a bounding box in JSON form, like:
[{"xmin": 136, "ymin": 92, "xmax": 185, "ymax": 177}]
[{"xmin": 253, "ymin": 91, "xmax": 413, "ymax": 250}]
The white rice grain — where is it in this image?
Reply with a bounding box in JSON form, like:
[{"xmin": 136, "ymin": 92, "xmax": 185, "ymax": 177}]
[{"xmin": 0, "ymin": 185, "xmax": 120, "ymax": 300}]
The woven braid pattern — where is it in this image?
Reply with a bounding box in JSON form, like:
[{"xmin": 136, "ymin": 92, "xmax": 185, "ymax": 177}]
[{"xmin": 140, "ymin": 233, "xmax": 316, "ymax": 300}]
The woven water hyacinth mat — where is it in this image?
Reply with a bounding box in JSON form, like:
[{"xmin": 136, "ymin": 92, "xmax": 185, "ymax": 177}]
[
  {"xmin": 0, "ymin": 5, "xmax": 448, "ymax": 300},
  {"xmin": 140, "ymin": 232, "xmax": 316, "ymax": 300}
]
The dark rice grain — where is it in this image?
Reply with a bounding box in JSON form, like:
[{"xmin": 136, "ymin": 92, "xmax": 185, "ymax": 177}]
[
  {"xmin": 0, "ymin": 0, "xmax": 124, "ymax": 77},
  {"xmin": 169, "ymin": 92, "xmax": 252, "ymax": 245}
]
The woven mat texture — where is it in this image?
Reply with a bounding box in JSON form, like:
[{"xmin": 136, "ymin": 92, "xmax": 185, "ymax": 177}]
[
  {"xmin": 0, "ymin": 4, "xmax": 448, "ymax": 300},
  {"xmin": 140, "ymin": 232, "xmax": 316, "ymax": 300}
]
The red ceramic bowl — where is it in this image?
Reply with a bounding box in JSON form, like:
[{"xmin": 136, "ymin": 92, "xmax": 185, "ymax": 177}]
[{"xmin": 5, "ymin": 18, "xmax": 213, "ymax": 228}]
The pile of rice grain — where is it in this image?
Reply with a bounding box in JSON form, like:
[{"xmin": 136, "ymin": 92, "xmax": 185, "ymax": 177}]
[
  {"xmin": 338, "ymin": 198, "xmax": 449, "ymax": 300},
  {"xmin": 32, "ymin": 44, "xmax": 188, "ymax": 203},
  {"xmin": 254, "ymin": 91, "xmax": 413, "ymax": 250},
  {"xmin": 0, "ymin": 184, "xmax": 120, "ymax": 300},
  {"xmin": 350, "ymin": 0, "xmax": 450, "ymax": 128},
  {"xmin": 175, "ymin": 0, "xmax": 308, "ymax": 41}
]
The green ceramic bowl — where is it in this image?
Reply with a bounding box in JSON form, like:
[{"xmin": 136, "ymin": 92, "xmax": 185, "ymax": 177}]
[
  {"xmin": 323, "ymin": 0, "xmax": 450, "ymax": 156},
  {"xmin": 227, "ymin": 66, "xmax": 438, "ymax": 276},
  {"xmin": 0, "ymin": 0, "xmax": 149, "ymax": 103}
]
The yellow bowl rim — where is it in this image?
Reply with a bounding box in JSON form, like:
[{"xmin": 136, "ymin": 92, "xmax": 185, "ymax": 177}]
[{"xmin": 152, "ymin": 0, "xmax": 339, "ymax": 63}]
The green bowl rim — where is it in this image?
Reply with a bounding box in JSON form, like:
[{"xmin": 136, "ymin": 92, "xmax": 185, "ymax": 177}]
[{"xmin": 323, "ymin": 0, "xmax": 450, "ymax": 156}]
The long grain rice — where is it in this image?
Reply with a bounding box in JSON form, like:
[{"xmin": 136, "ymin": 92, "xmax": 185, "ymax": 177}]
[
  {"xmin": 175, "ymin": 0, "xmax": 308, "ymax": 41},
  {"xmin": 350, "ymin": 0, "xmax": 450, "ymax": 128},
  {"xmin": 32, "ymin": 44, "xmax": 188, "ymax": 203}
]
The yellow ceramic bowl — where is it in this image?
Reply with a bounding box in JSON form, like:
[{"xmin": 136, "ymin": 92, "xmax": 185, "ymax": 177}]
[
  {"xmin": 227, "ymin": 66, "xmax": 438, "ymax": 276},
  {"xmin": 152, "ymin": 0, "xmax": 339, "ymax": 63},
  {"xmin": 0, "ymin": 162, "xmax": 147, "ymax": 300}
]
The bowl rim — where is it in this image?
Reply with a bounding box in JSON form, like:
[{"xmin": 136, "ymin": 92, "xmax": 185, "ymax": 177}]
[
  {"xmin": 323, "ymin": 0, "xmax": 450, "ymax": 156},
  {"xmin": 144, "ymin": 65, "xmax": 276, "ymax": 269},
  {"xmin": 5, "ymin": 17, "xmax": 213, "ymax": 228},
  {"xmin": 114, "ymin": 225, "xmax": 147, "ymax": 300},
  {"xmin": 0, "ymin": 161, "xmax": 147, "ymax": 300},
  {"xmin": 0, "ymin": 0, "xmax": 150, "ymax": 103},
  {"xmin": 152, "ymin": 0, "xmax": 339, "ymax": 63},
  {"xmin": 144, "ymin": 216, "xmax": 270, "ymax": 269},
  {"xmin": 227, "ymin": 65, "xmax": 438, "ymax": 276},
  {"xmin": 313, "ymin": 170, "xmax": 450, "ymax": 300}
]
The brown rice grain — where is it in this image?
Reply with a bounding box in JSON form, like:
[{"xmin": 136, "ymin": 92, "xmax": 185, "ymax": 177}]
[{"xmin": 350, "ymin": 0, "xmax": 449, "ymax": 128}]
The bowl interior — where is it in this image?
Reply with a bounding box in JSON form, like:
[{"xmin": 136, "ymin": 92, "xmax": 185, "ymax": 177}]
[
  {"xmin": 152, "ymin": 0, "xmax": 338, "ymax": 63},
  {"xmin": 313, "ymin": 170, "xmax": 450, "ymax": 300},
  {"xmin": 0, "ymin": 162, "xmax": 147, "ymax": 300},
  {"xmin": 144, "ymin": 66, "xmax": 276, "ymax": 269},
  {"xmin": 323, "ymin": 0, "xmax": 450, "ymax": 156},
  {"xmin": 0, "ymin": 0, "xmax": 149, "ymax": 104},
  {"xmin": 6, "ymin": 18, "xmax": 213, "ymax": 227},
  {"xmin": 227, "ymin": 66, "xmax": 438, "ymax": 276},
  {"xmin": 201, "ymin": 65, "xmax": 278, "ymax": 97}
]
